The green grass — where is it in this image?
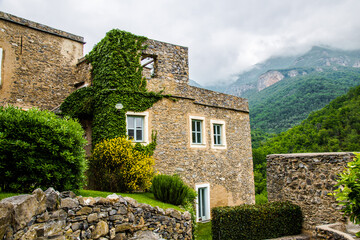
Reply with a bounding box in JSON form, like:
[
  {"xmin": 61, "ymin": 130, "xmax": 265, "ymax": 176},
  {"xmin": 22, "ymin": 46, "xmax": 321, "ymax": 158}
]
[
  {"xmin": 0, "ymin": 189, "xmax": 182, "ymax": 212},
  {"xmin": 79, "ymin": 189, "xmax": 183, "ymax": 211},
  {"xmin": 195, "ymin": 221, "xmax": 212, "ymax": 240},
  {"xmin": 0, "ymin": 192, "xmax": 22, "ymax": 201}
]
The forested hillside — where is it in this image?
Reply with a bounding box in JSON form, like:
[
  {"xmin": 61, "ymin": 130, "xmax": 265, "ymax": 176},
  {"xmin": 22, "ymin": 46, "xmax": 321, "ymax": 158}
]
[
  {"xmin": 249, "ymin": 67, "xmax": 360, "ymax": 134},
  {"xmin": 253, "ymin": 84, "xmax": 360, "ymax": 201}
]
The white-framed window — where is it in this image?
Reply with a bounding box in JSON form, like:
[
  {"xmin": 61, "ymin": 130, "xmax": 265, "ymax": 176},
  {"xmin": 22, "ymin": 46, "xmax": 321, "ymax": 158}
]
[
  {"xmin": 0, "ymin": 48, "xmax": 3, "ymax": 86},
  {"xmin": 189, "ymin": 116, "xmax": 206, "ymax": 148},
  {"xmin": 195, "ymin": 183, "xmax": 211, "ymax": 222},
  {"xmin": 126, "ymin": 111, "xmax": 149, "ymax": 143},
  {"xmin": 210, "ymin": 120, "xmax": 226, "ymax": 149}
]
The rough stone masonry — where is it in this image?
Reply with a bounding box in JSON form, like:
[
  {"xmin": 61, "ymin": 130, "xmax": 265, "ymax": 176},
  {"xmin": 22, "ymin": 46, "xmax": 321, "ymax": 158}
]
[{"xmin": 0, "ymin": 188, "xmax": 192, "ymax": 240}]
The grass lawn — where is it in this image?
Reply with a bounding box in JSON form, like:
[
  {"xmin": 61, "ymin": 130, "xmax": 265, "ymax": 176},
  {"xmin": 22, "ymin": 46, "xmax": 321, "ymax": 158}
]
[
  {"xmin": 195, "ymin": 221, "xmax": 212, "ymax": 240},
  {"xmin": 0, "ymin": 189, "xmax": 182, "ymax": 212}
]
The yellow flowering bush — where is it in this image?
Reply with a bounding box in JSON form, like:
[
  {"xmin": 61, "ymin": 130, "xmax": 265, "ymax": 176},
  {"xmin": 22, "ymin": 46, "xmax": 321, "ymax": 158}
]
[{"xmin": 88, "ymin": 136, "xmax": 154, "ymax": 192}]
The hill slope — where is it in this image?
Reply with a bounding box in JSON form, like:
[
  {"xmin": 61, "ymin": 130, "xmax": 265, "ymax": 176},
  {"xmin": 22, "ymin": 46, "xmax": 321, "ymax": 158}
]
[
  {"xmin": 249, "ymin": 67, "xmax": 360, "ymax": 134},
  {"xmin": 254, "ymin": 83, "xmax": 360, "ymax": 166}
]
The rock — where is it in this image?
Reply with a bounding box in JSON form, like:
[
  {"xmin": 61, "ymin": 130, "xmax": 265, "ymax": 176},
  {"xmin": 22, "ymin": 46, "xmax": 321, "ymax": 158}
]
[
  {"xmin": 129, "ymin": 230, "xmax": 164, "ymax": 240},
  {"xmin": 183, "ymin": 211, "xmax": 191, "ymax": 221},
  {"xmin": 76, "ymin": 206, "xmax": 92, "ymax": 215},
  {"xmin": 1, "ymin": 194, "xmax": 38, "ymax": 230},
  {"xmin": 83, "ymin": 197, "xmax": 96, "ymax": 206},
  {"xmin": 92, "ymin": 220, "xmax": 109, "ymax": 239},
  {"xmin": 124, "ymin": 197, "xmax": 139, "ymax": 207},
  {"xmin": 109, "ymin": 227, "xmax": 116, "ymax": 239},
  {"xmin": 60, "ymin": 198, "xmax": 79, "ymax": 209},
  {"xmin": 60, "ymin": 191, "xmax": 76, "ymax": 199},
  {"xmin": 88, "ymin": 213, "xmax": 98, "ymax": 223},
  {"xmin": 115, "ymin": 223, "xmax": 132, "ymax": 232},
  {"xmin": 44, "ymin": 220, "xmax": 66, "ymax": 237},
  {"xmin": 0, "ymin": 201, "xmax": 14, "ymax": 239},
  {"xmin": 106, "ymin": 194, "xmax": 120, "ymax": 204},
  {"xmin": 46, "ymin": 191, "xmax": 60, "ymax": 211},
  {"xmin": 32, "ymin": 188, "xmax": 47, "ymax": 215},
  {"xmin": 36, "ymin": 211, "xmax": 49, "ymax": 223}
]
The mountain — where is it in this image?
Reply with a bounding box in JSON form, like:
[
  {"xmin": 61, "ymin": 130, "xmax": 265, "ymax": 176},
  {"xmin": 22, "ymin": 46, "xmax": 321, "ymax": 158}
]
[
  {"xmin": 249, "ymin": 67, "xmax": 360, "ymax": 134},
  {"xmin": 253, "ymin": 83, "xmax": 360, "ymax": 166},
  {"xmin": 225, "ymin": 46, "xmax": 360, "ymax": 98}
]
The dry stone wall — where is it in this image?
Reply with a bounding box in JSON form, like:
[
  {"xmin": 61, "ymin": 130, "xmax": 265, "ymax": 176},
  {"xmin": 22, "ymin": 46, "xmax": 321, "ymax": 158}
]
[
  {"xmin": 0, "ymin": 188, "xmax": 192, "ymax": 240},
  {"xmin": 267, "ymin": 152, "xmax": 356, "ymax": 233}
]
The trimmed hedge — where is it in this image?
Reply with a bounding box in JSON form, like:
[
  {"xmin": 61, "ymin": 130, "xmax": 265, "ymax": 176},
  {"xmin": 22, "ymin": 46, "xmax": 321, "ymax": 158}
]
[
  {"xmin": 0, "ymin": 106, "xmax": 87, "ymax": 193},
  {"xmin": 211, "ymin": 201, "xmax": 303, "ymax": 240}
]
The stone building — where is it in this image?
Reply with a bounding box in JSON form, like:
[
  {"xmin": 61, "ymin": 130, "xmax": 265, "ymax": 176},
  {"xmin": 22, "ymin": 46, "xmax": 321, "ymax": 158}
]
[{"xmin": 0, "ymin": 11, "xmax": 255, "ymax": 222}]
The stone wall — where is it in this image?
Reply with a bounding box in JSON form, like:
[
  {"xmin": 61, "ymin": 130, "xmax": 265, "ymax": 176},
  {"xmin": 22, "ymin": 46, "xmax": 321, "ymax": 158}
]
[
  {"xmin": 267, "ymin": 152, "xmax": 356, "ymax": 233},
  {"xmin": 315, "ymin": 223, "xmax": 355, "ymax": 240},
  {"xmin": 0, "ymin": 188, "xmax": 192, "ymax": 240},
  {"xmin": 0, "ymin": 11, "xmax": 84, "ymax": 110}
]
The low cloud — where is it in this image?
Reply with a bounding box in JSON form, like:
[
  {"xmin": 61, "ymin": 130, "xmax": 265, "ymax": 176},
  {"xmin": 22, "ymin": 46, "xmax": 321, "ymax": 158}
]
[{"xmin": 1, "ymin": 0, "xmax": 360, "ymax": 86}]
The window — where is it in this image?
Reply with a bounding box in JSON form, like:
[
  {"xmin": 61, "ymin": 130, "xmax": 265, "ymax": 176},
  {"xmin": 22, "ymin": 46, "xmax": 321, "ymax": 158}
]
[
  {"xmin": 127, "ymin": 116, "xmax": 144, "ymax": 142},
  {"xmin": 189, "ymin": 116, "xmax": 206, "ymax": 147},
  {"xmin": 196, "ymin": 183, "xmax": 210, "ymax": 222},
  {"xmin": 211, "ymin": 120, "xmax": 226, "ymax": 149},
  {"xmin": 213, "ymin": 124, "xmax": 222, "ymax": 145},
  {"xmin": 0, "ymin": 48, "xmax": 3, "ymax": 86},
  {"xmin": 126, "ymin": 111, "xmax": 149, "ymax": 143},
  {"xmin": 192, "ymin": 119, "xmax": 202, "ymax": 144}
]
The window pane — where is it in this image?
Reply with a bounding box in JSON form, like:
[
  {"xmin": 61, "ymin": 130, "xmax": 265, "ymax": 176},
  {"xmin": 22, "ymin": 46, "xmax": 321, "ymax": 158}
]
[
  {"xmin": 217, "ymin": 135, "xmax": 221, "ymax": 145},
  {"xmin": 192, "ymin": 132, "xmax": 196, "ymax": 143},
  {"xmin": 197, "ymin": 121, "xmax": 201, "ymax": 131},
  {"xmin": 136, "ymin": 117, "xmax": 143, "ymax": 128},
  {"xmin": 136, "ymin": 130, "xmax": 143, "ymax": 141},
  {"xmin": 128, "ymin": 129, "xmax": 134, "ymax": 139},
  {"xmin": 197, "ymin": 133, "xmax": 201, "ymax": 143},
  {"xmin": 192, "ymin": 120, "xmax": 195, "ymax": 131},
  {"xmin": 127, "ymin": 117, "xmax": 134, "ymax": 128}
]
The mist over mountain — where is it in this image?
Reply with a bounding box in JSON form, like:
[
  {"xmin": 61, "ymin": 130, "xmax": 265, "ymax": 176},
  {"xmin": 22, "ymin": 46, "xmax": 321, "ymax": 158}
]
[
  {"xmin": 191, "ymin": 46, "xmax": 360, "ymax": 135},
  {"xmin": 225, "ymin": 46, "xmax": 360, "ymax": 98}
]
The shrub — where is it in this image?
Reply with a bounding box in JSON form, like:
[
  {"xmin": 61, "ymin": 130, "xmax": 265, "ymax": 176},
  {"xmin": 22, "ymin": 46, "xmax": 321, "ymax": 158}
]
[
  {"xmin": 88, "ymin": 136, "xmax": 154, "ymax": 192},
  {"xmin": 152, "ymin": 174, "xmax": 197, "ymax": 206},
  {"xmin": 212, "ymin": 201, "xmax": 303, "ymax": 240},
  {"xmin": 0, "ymin": 106, "xmax": 87, "ymax": 193},
  {"xmin": 333, "ymin": 153, "xmax": 360, "ymax": 237},
  {"xmin": 255, "ymin": 191, "xmax": 268, "ymax": 204}
]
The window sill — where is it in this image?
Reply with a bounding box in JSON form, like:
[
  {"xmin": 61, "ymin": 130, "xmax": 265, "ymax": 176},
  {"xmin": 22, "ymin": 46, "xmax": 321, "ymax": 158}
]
[
  {"xmin": 190, "ymin": 143, "xmax": 206, "ymax": 148},
  {"xmin": 211, "ymin": 144, "xmax": 227, "ymax": 149}
]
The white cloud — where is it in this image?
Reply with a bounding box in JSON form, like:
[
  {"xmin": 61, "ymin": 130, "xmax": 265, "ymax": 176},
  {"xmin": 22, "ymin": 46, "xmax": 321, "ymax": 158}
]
[{"xmin": 1, "ymin": 0, "xmax": 360, "ymax": 85}]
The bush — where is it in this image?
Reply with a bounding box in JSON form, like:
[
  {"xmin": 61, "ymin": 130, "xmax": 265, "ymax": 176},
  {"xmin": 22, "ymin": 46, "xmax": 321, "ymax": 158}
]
[
  {"xmin": 0, "ymin": 106, "xmax": 87, "ymax": 193},
  {"xmin": 88, "ymin": 136, "xmax": 154, "ymax": 192},
  {"xmin": 255, "ymin": 191, "xmax": 268, "ymax": 204},
  {"xmin": 152, "ymin": 174, "xmax": 197, "ymax": 206},
  {"xmin": 333, "ymin": 153, "xmax": 360, "ymax": 237},
  {"xmin": 212, "ymin": 201, "xmax": 303, "ymax": 240}
]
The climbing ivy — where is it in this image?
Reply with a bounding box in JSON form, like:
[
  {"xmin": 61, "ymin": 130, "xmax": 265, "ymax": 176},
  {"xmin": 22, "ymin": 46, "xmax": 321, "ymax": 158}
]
[{"xmin": 60, "ymin": 29, "xmax": 165, "ymax": 151}]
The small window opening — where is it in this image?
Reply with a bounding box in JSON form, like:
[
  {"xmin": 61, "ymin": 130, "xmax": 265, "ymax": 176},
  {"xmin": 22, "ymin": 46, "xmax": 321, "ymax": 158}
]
[{"xmin": 141, "ymin": 54, "xmax": 156, "ymax": 78}]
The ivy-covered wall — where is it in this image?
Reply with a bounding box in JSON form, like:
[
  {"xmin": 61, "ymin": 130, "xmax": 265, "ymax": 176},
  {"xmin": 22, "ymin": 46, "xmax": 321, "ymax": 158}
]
[{"xmin": 60, "ymin": 29, "xmax": 164, "ymax": 150}]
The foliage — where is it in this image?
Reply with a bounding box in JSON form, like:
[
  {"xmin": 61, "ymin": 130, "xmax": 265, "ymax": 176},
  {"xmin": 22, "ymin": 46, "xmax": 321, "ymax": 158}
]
[
  {"xmin": 0, "ymin": 106, "xmax": 87, "ymax": 193},
  {"xmin": 255, "ymin": 192, "xmax": 268, "ymax": 205},
  {"xmin": 88, "ymin": 136, "xmax": 154, "ymax": 192},
  {"xmin": 249, "ymin": 67, "xmax": 360, "ymax": 135},
  {"xmin": 151, "ymin": 174, "xmax": 197, "ymax": 206},
  {"xmin": 252, "ymin": 84, "xmax": 360, "ymax": 197},
  {"xmin": 211, "ymin": 201, "xmax": 303, "ymax": 240},
  {"xmin": 333, "ymin": 153, "xmax": 360, "ymax": 237},
  {"xmin": 60, "ymin": 29, "xmax": 166, "ymax": 147}
]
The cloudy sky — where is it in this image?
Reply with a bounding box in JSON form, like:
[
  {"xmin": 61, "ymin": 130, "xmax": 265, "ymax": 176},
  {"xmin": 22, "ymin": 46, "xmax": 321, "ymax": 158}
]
[{"xmin": 1, "ymin": 0, "xmax": 360, "ymax": 86}]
